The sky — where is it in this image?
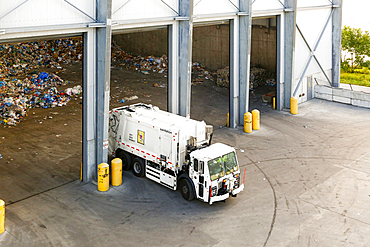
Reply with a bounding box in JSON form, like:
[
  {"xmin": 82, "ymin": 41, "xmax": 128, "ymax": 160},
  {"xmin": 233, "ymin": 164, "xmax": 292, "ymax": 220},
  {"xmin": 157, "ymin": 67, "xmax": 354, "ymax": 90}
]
[{"xmin": 342, "ymin": 0, "xmax": 370, "ymax": 31}]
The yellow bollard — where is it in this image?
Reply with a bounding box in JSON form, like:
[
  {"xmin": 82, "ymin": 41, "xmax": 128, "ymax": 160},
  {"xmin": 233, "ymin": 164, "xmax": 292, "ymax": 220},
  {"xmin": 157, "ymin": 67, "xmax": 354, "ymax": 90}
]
[
  {"xmin": 244, "ymin": 112, "xmax": 252, "ymax": 133},
  {"xmin": 0, "ymin": 199, "xmax": 4, "ymax": 235},
  {"xmin": 273, "ymin": 97, "xmax": 276, "ymax": 110},
  {"xmin": 80, "ymin": 162, "xmax": 83, "ymax": 181},
  {"xmin": 252, "ymin": 109, "xmax": 260, "ymax": 130},
  {"xmin": 111, "ymin": 158, "xmax": 122, "ymax": 186},
  {"xmin": 290, "ymin": 97, "xmax": 298, "ymax": 115},
  {"xmin": 227, "ymin": 113, "xmax": 230, "ymax": 127},
  {"xmin": 98, "ymin": 163, "xmax": 109, "ymax": 192}
]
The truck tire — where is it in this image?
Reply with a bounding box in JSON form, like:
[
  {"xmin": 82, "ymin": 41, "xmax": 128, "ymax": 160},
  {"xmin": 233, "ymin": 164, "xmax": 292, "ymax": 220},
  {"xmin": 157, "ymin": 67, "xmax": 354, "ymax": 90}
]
[
  {"xmin": 132, "ymin": 158, "xmax": 145, "ymax": 177},
  {"xmin": 179, "ymin": 179, "xmax": 195, "ymax": 201},
  {"xmin": 116, "ymin": 150, "xmax": 132, "ymax": 170}
]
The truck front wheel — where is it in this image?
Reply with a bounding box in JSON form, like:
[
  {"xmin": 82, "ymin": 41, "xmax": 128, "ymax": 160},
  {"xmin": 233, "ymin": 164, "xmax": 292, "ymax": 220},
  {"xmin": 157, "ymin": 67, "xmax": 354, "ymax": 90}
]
[
  {"xmin": 116, "ymin": 150, "xmax": 132, "ymax": 170},
  {"xmin": 132, "ymin": 158, "xmax": 145, "ymax": 177},
  {"xmin": 179, "ymin": 179, "xmax": 195, "ymax": 201}
]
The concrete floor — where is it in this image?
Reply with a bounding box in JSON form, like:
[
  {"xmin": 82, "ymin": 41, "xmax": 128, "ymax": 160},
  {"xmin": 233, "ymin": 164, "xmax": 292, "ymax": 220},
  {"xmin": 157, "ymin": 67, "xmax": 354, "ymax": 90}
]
[{"xmin": 1, "ymin": 99, "xmax": 370, "ymax": 246}]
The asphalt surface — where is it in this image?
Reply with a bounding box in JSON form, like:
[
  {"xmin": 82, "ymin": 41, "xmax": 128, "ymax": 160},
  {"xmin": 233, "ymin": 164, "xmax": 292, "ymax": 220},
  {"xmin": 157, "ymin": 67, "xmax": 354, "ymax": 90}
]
[{"xmin": 1, "ymin": 98, "xmax": 370, "ymax": 246}]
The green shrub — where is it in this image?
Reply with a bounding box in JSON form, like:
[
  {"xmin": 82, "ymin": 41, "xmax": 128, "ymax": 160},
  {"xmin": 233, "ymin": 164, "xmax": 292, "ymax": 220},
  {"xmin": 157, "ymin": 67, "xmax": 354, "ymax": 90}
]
[{"xmin": 340, "ymin": 72, "xmax": 370, "ymax": 87}]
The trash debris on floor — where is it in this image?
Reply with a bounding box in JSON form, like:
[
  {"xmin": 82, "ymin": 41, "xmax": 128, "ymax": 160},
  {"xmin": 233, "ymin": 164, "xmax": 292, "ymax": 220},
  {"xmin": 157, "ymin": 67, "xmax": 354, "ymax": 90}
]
[
  {"xmin": 262, "ymin": 91, "xmax": 276, "ymax": 103},
  {"xmin": 123, "ymin": 95, "xmax": 138, "ymax": 101},
  {"xmin": 153, "ymin": 83, "xmax": 166, "ymax": 88}
]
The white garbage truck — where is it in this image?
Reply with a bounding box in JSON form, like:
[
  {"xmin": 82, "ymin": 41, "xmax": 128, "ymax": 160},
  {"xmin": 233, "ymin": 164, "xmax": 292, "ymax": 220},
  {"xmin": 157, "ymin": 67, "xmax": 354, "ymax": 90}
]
[{"xmin": 108, "ymin": 103, "xmax": 245, "ymax": 204}]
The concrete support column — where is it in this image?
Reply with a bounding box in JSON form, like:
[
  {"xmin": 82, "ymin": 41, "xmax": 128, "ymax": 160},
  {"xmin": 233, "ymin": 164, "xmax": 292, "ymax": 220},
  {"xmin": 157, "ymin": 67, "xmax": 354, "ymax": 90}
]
[
  {"xmin": 229, "ymin": 18, "xmax": 239, "ymax": 128},
  {"xmin": 95, "ymin": 0, "xmax": 112, "ymax": 179},
  {"xmin": 168, "ymin": 22, "xmax": 179, "ymax": 114},
  {"xmin": 332, "ymin": 0, "xmax": 343, "ymax": 88},
  {"xmin": 82, "ymin": 29, "xmax": 96, "ymax": 182},
  {"xmin": 178, "ymin": 0, "xmax": 193, "ymax": 117},
  {"xmin": 284, "ymin": 0, "xmax": 297, "ymax": 108},
  {"xmin": 239, "ymin": 0, "xmax": 252, "ymax": 125}
]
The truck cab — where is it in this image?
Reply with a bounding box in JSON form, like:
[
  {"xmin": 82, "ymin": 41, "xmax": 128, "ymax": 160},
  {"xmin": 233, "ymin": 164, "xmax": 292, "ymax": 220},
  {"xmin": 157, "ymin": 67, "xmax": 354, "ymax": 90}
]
[{"xmin": 188, "ymin": 143, "xmax": 244, "ymax": 205}]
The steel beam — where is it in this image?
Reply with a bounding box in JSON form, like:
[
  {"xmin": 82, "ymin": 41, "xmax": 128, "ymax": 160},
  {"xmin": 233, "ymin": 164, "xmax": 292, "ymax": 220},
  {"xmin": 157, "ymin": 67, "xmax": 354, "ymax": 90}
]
[
  {"xmin": 283, "ymin": 0, "xmax": 297, "ymax": 108},
  {"xmin": 82, "ymin": 30, "xmax": 96, "ymax": 182},
  {"xmin": 239, "ymin": 0, "xmax": 252, "ymax": 125},
  {"xmin": 63, "ymin": 0, "xmax": 97, "ymax": 22},
  {"xmin": 168, "ymin": 23, "xmax": 179, "ymax": 114},
  {"xmin": 178, "ymin": 0, "xmax": 193, "ymax": 117},
  {"xmin": 229, "ymin": 18, "xmax": 239, "ymax": 127},
  {"xmin": 276, "ymin": 14, "xmax": 284, "ymax": 111},
  {"xmin": 332, "ymin": 0, "xmax": 342, "ymax": 88},
  {"xmin": 95, "ymin": 0, "xmax": 112, "ymax": 179}
]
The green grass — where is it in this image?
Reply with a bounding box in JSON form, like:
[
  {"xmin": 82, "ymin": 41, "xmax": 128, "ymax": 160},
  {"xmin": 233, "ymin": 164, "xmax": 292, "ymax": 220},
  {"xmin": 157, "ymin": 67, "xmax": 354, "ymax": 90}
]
[{"xmin": 340, "ymin": 72, "xmax": 370, "ymax": 87}]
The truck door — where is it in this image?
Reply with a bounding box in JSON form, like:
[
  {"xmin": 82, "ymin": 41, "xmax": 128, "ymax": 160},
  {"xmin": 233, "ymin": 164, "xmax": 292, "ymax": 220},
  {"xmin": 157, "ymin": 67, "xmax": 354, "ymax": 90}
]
[{"xmin": 191, "ymin": 157, "xmax": 205, "ymax": 199}]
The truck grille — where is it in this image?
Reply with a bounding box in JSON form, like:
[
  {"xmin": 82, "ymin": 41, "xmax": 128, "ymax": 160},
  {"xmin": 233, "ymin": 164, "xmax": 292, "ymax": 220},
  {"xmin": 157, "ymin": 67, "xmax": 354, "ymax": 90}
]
[{"xmin": 234, "ymin": 176, "xmax": 240, "ymax": 189}]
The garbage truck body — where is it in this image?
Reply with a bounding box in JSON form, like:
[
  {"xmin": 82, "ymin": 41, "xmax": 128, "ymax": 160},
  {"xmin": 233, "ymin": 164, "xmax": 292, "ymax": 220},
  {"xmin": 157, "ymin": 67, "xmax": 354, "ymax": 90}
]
[{"xmin": 108, "ymin": 103, "xmax": 244, "ymax": 204}]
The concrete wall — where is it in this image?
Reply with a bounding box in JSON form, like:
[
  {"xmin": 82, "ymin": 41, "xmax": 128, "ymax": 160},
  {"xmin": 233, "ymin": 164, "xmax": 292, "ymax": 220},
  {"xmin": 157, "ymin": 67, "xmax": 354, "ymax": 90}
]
[
  {"xmin": 113, "ymin": 24, "xmax": 277, "ymax": 72},
  {"xmin": 314, "ymin": 85, "xmax": 370, "ymax": 109},
  {"xmin": 113, "ymin": 29, "xmax": 168, "ymax": 57},
  {"xmin": 251, "ymin": 26, "xmax": 277, "ymax": 72},
  {"xmin": 193, "ymin": 24, "xmax": 229, "ymax": 70}
]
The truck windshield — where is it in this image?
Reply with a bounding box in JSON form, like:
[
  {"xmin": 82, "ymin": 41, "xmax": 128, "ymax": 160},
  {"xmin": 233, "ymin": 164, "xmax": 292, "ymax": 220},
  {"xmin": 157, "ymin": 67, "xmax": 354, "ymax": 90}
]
[
  {"xmin": 208, "ymin": 152, "xmax": 238, "ymax": 181},
  {"xmin": 208, "ymin": 157, "xmax": 225, "ymax": 181},
  {"xmin": 223, "ymin": 152, "xmax": 238, "ymax": 175}
]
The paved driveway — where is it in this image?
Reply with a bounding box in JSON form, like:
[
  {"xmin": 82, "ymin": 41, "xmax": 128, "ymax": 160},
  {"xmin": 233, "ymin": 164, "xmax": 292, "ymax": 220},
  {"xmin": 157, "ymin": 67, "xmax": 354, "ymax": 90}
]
[{"xmin": 1, "ymin": 99, "xmax": 370, "ymax": 247}]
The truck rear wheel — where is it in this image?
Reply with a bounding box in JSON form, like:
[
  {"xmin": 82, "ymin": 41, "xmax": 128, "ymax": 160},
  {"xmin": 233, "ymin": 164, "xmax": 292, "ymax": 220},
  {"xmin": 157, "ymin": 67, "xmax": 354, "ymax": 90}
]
[
  {"xmin": 132, "ymin": 158, "xmax": 145, "ymax": 177},
  {"xmin": 179, "ymin": 179, "xmax": 195, "ymax": 201},
  {"xmin": 116, "ymin": 150, "xmax": 132, "ymax": 170}
]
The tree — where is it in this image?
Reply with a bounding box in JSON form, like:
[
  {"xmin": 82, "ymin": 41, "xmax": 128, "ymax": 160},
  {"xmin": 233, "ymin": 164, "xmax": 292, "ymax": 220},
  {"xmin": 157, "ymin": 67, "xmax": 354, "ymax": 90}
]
[{"xmin": 341, "ymin": 25, "xmax": 370, "ymax": 71}]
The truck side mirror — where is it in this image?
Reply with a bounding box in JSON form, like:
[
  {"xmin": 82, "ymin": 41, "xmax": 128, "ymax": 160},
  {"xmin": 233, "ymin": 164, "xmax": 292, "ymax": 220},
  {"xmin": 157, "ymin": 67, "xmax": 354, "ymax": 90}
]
[{"xmin": 193, "ymin": 158, "xmax": 198, "ymax": 172}]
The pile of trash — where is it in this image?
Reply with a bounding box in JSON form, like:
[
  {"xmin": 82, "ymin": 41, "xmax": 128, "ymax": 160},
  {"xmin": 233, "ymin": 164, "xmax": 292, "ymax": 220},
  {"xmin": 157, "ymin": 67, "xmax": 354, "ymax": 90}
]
[
  {"xmin": 216, "ymin": 66, "xmax": 230, "ymax": 87},
  {"xmin": 111, "ymin": 41, "xmax": 167, "ymax": 74},
  {"xmin": 216, "ymin": 66, "xmax": 276, "ymax": 89},
  {"xmin": 111, "ymin": 41, "xmax": 214, "ymax": 83},
  {"xmin": 250, "ymin": 67, "xmax": 276, "ymax": 88},
  {"xmin": 0, "ymin": 38, "xmax": 83, "ymax": 126},
  {"xmin": 0, "ymin": 72, "xmax": 81, "ymax": 126},
  {"xmin": 0, "ymin": 38, "xmax": 83, "ymax": 78}
]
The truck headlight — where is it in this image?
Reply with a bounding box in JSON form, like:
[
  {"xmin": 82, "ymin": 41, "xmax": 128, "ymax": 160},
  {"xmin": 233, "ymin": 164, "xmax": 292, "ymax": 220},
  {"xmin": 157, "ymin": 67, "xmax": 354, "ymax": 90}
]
[
  {"xmin": 212, "ymin": 186, "xmax": 217, "ymax": 196},
  {"xmin": 234, "ymin": 175, "xmax": 240, "ymax": 188}
]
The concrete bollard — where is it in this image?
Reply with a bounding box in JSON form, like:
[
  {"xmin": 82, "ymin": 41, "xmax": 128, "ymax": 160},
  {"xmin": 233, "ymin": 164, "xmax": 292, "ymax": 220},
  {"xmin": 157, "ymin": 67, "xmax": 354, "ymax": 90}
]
[
  {"xmin": 252, "ymin": 109, "xmax": 260, "ymax": 130},
  {"xmin": 290, "ymin": 97, "xmax": 298, "ymax": 114},
  {"xmin": 244, "ymin": 112, "xmax": 252, "ymax": 133},
  {"xmin": 111, "ymin": 158, "xmax": 122, "ymax": 186},
  {"xmin": 98, "ymin": 163, "xmax": 109, "ymax": 192},
  {"xmin": 0, "ymin": 199, "xmax": 4, "ymax": 234}
]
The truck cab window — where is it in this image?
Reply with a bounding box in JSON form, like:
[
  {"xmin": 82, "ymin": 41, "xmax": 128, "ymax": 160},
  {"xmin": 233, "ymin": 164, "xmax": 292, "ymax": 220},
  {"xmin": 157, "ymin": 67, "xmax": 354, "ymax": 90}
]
[{"xmin": 194, "ymin": 158, "xmax": 198, "ymax": 172}]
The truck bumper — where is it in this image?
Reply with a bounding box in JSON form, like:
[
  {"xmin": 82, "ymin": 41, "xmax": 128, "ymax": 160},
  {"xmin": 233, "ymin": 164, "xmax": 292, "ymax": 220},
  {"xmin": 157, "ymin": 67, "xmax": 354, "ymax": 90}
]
[
  {"xmin": 209, "ymin": 184, "xmax": 245, "ymax": 205},
  {"xmin": 232, "ymin": 183, "xmax": 244, "ymax": 195},
  {"xmin": 209, "ymin": 193, "xmax": 230, "ymax": 205}
]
